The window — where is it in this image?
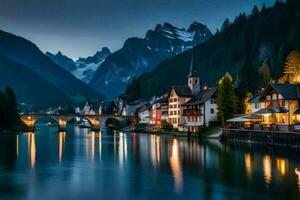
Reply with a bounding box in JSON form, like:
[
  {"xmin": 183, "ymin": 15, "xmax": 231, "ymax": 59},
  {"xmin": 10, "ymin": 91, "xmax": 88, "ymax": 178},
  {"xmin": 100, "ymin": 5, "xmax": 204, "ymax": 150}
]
[
  {"xmin": 272, "ymin": 94, "xmax": 277, "ymax": 100},
  {"xmin": 174, "ymin": 111, "xmax": 177, "ymax": 115},
  {"xmin": 211, "ymin": 109, "xmax": 214, "ymax": 114},
  {"xmin": 210, "ymin": 98, "xmax": 216, "ymax": 104},
  {"xmin": 255, "ymin": 103, "xmax": 260, "ymax": 109},
  {"xmin": 195, "ymin": 79, "xmax": 198, "ymax": 84},
  {"xmin": 170, "ymin": 99, "xmax": 173, "ymax": 103},
  {"xmin": 266, "ymin": 95, "xmax": 271, "ymax": 100}
]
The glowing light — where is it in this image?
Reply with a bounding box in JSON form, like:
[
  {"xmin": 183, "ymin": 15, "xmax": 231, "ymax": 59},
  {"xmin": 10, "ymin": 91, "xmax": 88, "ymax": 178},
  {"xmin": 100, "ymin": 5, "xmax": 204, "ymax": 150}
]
[
  {"xmin": 99, "ymin": 130, "xmax": 102, "ymax": 160},
  {"xmin": 59, "ymin": 132, "xmax": 66, "ymax": 162},
  {"xmin": 16, "ymin": 135, "xmax": 19, "ymax": 158},
  {"xmin": 295, "ymin": 168, "xmax": 300, "ymax": 191},
  {"xmin": 169, "ymin": 139, "xmax": 183, "ymax": 193},
  {"xmin": 244, "ymin": 153, "xmax": 252, "ymax": 178},
  {"xmin": 263, "ymin": 155, "xmax": 272, "ymax": 185},
  {"xmin": 276, "ymin": 158, "xmax": 286, "ymax": 176},
  {"xmin": 28, "ymin": 133, "xmax": 36, "ymax": 168}
]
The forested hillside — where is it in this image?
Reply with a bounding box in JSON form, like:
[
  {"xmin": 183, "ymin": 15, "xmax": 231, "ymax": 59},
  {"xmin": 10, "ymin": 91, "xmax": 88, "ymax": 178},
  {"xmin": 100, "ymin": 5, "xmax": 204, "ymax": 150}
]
[{"xmin": 125, "ymin": 0, "xmax": 300, "ymax": 102}]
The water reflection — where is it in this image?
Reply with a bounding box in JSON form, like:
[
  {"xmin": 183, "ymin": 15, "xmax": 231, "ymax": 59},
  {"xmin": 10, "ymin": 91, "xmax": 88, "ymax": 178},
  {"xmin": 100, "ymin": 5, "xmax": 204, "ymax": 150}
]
[
  {"xmin": 263, "ymin": 155, "xmax": 272, "ymax": 185},
  {"xmin": 150, "ymin": 135, "xmax": 161, "ymax": 167},
  {"xmin": 99, "ymin": 130, "xmax": 102, "ymax": 160},
  {"xmin": 27, "ymin": 132, "xmax": 36, "ymax": 168},
  {"xmin": 244, "ymin": 153, "xmax": 252, "ymax": 178},
  {"xmin": 276, "ymin": 158, "xmax": 287, "ymax": 176},
  {"xmin": 296, "ymin": 168, "xmax": 300, "ymax": 191},
  {"xmin": 59, "ymin": 132, "xmax": 66, "ymax": 162},
  {"xmin": 1, "ymin": 128, "xmax": 300, "ymax": 199},
  {"xmin": 16, "ymin": 134, "xmax": 19, "ymax": 158},
  {"xmin": 119, "ymin": 132, "xmax": 128, "ymax": 168},
  {"xmin": 169, "ymin": 139, "xmax": 183, "ymax": 193}
]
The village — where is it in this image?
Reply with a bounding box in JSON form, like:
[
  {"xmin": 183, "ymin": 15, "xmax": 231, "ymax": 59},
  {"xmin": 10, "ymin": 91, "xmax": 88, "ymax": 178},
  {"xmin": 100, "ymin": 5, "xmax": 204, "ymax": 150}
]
[{"xmin": 110, "ymin": 50, "xmax": 300, "ymax": 140}]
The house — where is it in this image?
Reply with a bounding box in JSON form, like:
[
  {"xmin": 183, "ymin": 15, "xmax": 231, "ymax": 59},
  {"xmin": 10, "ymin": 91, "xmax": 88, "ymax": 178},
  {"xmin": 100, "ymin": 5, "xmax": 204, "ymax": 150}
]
[
  {"xmin": 150, "ymin": 99, "xmax": 162, "ymax": 126},
  {"xmin": 159, "ymin": 96, "xmax": 169, "ymax": 123},
  {"xmin": 181, "ymin": 87, "xmax": 218, "ymax": 132},
  {"xmin": 138, "ymin": 104, "xmax": 151, "ymax": 124},
  {"xmin": 166, "ymin": 51, "xmax": 219, "ymax": 132},
  {"xmin": 123, "ymin": 99, "xmax": 148, "ymax": 116},
  {"xmin": 249, "ymin": 83, "xmax": 300, "ymax": 131}
]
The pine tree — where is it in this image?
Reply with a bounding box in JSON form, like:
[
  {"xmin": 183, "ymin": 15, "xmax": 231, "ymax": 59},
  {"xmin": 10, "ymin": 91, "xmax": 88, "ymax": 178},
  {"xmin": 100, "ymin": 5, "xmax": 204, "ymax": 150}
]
[
  {"xmin": 217, "ymin": 73, "xmax": 237, "ymax": 124},
  {"xmin": 251, "ymin": 5, "xmax": 260, "ymax": 17},
  {"xmin": 3, "ymin": 87, "xmax": 19, "ymax": 128},
  {"xmin": 259, "ymin": 60, "xmax": 271, "ymax": 85}
]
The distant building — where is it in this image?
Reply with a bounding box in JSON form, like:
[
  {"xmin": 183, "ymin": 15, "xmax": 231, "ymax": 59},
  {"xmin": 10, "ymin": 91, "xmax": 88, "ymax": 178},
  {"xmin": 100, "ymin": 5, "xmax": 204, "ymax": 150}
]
[
  {"xmin": 159, "ymin": 96, "xmax": 169, "ymax": 123},
  {"xmin": 249, "ymin": 83, "xmax": 300, "ymax": 131},
  {"xmin": 150, "ymin": 99, "xmax": 162, "ymax": 126},
  {"xmin": 181, "ymin": 87, "xmax": 218, "ymax": 132},
  {"xmin": 138, "ymin": 104, "xmax": 151, "ymax": 124},
  {"xmin": 123, "ymin": 99, "xmax": 148, "ymax": 116},
  {"xmin": 166, "ymin": 51, "xmax": 218, "ymax": 132}
]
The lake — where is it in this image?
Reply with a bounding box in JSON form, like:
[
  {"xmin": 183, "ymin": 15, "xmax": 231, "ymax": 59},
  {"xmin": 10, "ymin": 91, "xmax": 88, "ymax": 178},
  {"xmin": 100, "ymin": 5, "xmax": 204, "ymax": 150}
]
[{"xmin": 0, "ymin": 124, "xmax": 300, "ymax": 200}]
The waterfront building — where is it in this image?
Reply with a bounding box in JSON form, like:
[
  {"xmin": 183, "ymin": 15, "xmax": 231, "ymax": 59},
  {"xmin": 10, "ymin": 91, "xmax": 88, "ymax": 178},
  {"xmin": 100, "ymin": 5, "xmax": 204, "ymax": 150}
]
[
  {"xmin": 249, "ymin": 83, "xmax": 300, "ymax": 131},
  {"xmin": 138, "ymin": 104, "xmax": 151, "ymax": 124},
  {"xmin": 150, "ymin": 99, "xmax": 162, "ymax": 126},
  {"xmin": 159, "ymin": 96, "xmax": 169, "ymax": 123},
  {"xmin": 123, "ymin": 99, "xmax": 148, "ymax": 116},
  {"xmin": 181, "ymin": 87, "xmax": 218, "ymax": 132},
  {"xmin": 167, "ymin": 52, "xmax": 218, "ymax": 132}
]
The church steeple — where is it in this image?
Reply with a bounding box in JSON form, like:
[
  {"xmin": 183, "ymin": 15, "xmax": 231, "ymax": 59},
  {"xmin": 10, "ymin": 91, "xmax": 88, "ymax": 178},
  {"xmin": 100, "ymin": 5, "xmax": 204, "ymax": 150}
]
[{"xmin": 187, "ymin": 47, "xmax": 201, "ymax": 95}]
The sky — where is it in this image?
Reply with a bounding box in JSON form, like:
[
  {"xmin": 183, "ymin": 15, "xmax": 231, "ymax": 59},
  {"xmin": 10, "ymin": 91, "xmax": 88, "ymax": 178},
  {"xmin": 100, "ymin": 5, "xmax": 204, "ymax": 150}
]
[{"xmin": 0, "ymin": 0, "xmax": 275, "ymax": 60}]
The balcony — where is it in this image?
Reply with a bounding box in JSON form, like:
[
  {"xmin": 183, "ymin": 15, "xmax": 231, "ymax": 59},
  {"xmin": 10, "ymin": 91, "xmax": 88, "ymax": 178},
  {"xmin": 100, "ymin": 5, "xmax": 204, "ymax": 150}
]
[
  {"xmin": 182, "ymin": 109, "xmax": 202, "ymax": 116},
  {"xmin": 184, "ymin": 121, "xmax": 203, "ymax": 126}
]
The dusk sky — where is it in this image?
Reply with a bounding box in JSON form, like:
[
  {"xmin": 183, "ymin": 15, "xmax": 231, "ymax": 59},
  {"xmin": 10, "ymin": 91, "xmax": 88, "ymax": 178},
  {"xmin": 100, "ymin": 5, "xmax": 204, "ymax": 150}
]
[{"xmin": 0, "ymin": 0, "xmax": 275, "ymax": 59}]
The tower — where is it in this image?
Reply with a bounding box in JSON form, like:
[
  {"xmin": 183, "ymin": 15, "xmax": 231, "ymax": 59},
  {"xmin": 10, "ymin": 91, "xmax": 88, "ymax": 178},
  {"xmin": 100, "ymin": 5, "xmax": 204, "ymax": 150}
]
[{"xmin": 187, "ymin": 50, "xmax": 201, "ymax": 95}]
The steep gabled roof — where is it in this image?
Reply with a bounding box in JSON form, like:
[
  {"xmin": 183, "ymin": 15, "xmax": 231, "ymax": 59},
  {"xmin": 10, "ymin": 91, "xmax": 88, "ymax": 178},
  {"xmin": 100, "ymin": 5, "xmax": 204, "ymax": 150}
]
[
  {"xmin": 172, "ymin": 85, "xmax": 193, "ymax": 97},
  {"xmin": 271, "ymin": 83, "xmax": 300, "ymax": 100},
  {"xmin": 260, "ymin": 83, "xmax": 300, "ymax": 100},
  {"xmin": 183, "ymin": 87, "xmax": 217, "ymax": 106},
  {"xmin": 248, "ymin": 91, "xmax": 262, "ymax": 103}
]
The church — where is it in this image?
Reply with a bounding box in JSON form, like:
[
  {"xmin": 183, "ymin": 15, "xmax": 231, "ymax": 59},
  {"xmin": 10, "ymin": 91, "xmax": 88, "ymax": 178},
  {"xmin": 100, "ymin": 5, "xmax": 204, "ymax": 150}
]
[{"xmin": 167, "ymin": 53, "xmax": 218, "ymax": 132}]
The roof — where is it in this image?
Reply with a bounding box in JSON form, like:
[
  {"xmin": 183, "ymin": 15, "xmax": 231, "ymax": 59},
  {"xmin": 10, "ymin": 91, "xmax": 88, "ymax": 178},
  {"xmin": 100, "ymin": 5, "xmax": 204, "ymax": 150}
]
[
  {"xmin": 183, "ymin": 87, "xmax": 217, "ymax": 106},
  {"xmin": 271, "ymin": 83, "xmax": 300, "ymax": 100},
  {"xmin": 254, "ymin": 107, "xmax": 288, "ymax": 114},
  {"xmin": 248, "ymin": 92, "xmax": 262, "ymax": 103},
  {"xmin": 138, "ymin": 103, "xmax": 151, "ymax": 112},
  {"xmin": 294, "ymin": 108, "xmax": 300, "ymax": 114},
  {"xmin": 260, "ymin": 83, "xmax": 300, "ymax": 100},
  {"xmin": 172, "ymin": 85, "xmax": 193, "ymax": 97}
]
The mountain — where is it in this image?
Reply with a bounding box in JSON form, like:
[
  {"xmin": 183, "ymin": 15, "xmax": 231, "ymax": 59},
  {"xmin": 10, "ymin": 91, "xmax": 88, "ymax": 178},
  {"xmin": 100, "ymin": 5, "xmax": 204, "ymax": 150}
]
[
  {"xmin": 45, "ymin": 51, "xmax": 77, "ymax": 71},
  {"xmin": 89, "ymin": 21, "xmax": 212, "ymax": 98},
  {"xmin": 46, "ymin": 47, "xmax": 111, "ymax": 83},
  {"xmin": 73, "ymin": 47, "xmax": 111, "ymax": 83},
  {"xmin": 0, "ymin": 54, "xmax": 72, "ymax": 108},
  {"xmin": 0, "ymin": 29, "xmax": 101, "ymax": 109},
  {"xmin": 125, "ymin": 0, "xmax": 300, "ymax": 101}
]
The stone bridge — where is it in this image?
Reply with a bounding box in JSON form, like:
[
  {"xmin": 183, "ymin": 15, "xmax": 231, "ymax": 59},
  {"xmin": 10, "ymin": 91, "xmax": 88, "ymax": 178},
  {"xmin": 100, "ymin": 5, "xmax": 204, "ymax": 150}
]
[{"xmin": 20, "ymin": 113, "xmax": 128, "ymax": 132}]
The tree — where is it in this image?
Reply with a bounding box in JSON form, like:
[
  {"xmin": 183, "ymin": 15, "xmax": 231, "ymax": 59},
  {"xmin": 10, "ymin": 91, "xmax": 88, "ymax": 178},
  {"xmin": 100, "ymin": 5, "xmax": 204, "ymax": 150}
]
[
  {"xmin": 239, "ymin": 59, "xmax": 260, "ymax": 94},
  {"xmin": 217, "ymin": 73, "xmax": 237, "ymax": 124},
  {"xmin": 259, "ymin": 60, "xmax": 271, "ymax": 85},
  {"xmin": 251, "ymin": 5, "xmax": 260, "ymax": 17},
  {"xmin": 0, "ymin": 87, "xmax": 19, "ymax": 129},
  {"xmin": 282, "ymin": 50, "xmax": 300, "ymax": 83},
  {"xmin": 221, "ymin": 18, "xmax": 230, "ymax": 31}
]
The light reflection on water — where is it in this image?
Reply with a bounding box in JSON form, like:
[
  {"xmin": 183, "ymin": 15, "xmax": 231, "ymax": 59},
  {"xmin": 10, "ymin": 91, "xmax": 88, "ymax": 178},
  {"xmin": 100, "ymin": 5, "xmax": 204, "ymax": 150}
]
[{"xmin": 0, "ymin": 125, "xmax": 300, "ymax": 199}]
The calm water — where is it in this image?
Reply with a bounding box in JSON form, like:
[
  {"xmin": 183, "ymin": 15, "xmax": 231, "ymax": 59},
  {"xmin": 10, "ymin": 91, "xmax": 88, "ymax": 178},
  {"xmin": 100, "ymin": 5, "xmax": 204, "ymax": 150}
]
[{"xmin": 1, "ymin": 125, "xmax": 300, "ymax": 200}]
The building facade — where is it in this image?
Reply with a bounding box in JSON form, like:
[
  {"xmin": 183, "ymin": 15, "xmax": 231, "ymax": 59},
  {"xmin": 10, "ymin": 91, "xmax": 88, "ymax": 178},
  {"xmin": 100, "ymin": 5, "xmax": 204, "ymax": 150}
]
[
  {"xmin": 181, "ymin": 88, "xmax": 218, "ymax": 132},
  {"xmin": 249, "ymin": 83, "xmax": 300, "ymax": 131}
]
